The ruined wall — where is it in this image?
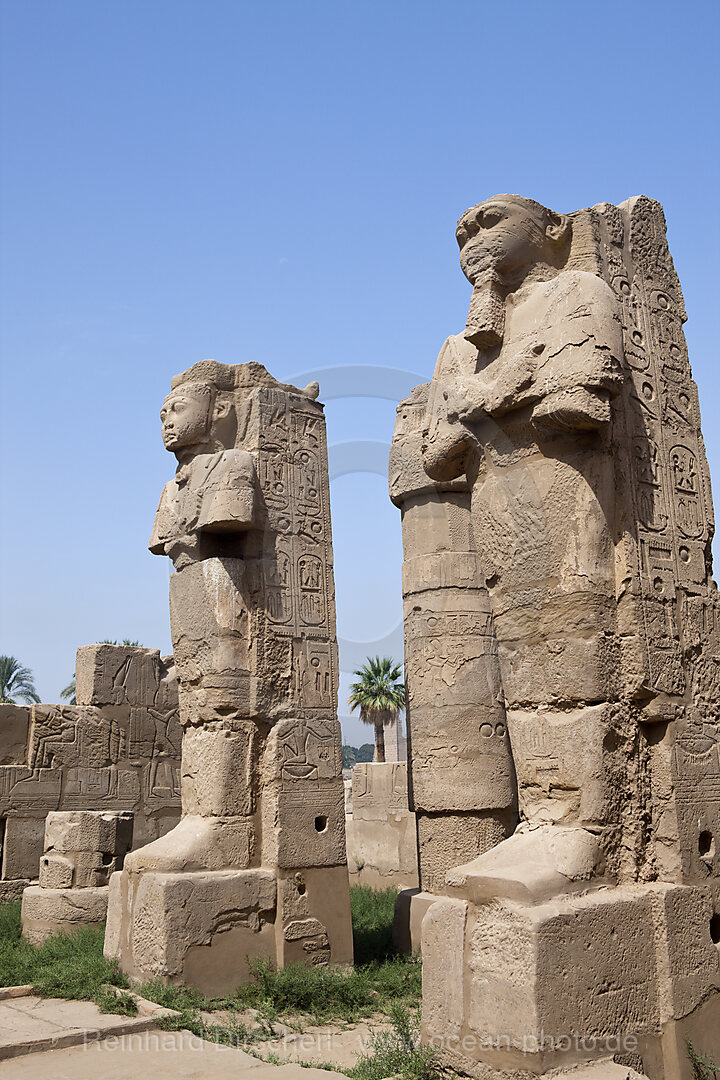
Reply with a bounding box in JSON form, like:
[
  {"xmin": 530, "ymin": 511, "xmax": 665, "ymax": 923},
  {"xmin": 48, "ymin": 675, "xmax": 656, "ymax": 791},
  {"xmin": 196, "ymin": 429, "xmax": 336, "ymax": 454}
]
[{"xmin": 0, "ymin": 644, "xmax": 181, "ymax": 880}]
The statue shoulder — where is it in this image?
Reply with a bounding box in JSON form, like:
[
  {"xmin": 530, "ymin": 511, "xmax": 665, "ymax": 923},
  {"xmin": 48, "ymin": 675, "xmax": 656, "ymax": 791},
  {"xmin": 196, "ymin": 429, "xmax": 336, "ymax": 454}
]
[
  {"xmin": 432, "ymin": 333, "xmax": 477, "ymax": 381},
  {"xmin": 515, "ymin": 271, "xmax": 623, "ymax": 357},
  {"xmin": 538, "ymin": 269, "xmax": 620, "ymax": 320}
]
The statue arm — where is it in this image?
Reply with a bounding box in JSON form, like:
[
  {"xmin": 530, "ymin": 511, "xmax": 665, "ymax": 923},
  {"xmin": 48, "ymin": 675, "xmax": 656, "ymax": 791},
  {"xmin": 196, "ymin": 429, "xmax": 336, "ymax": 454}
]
[
  {"xmin": 530, "ymin": 273, "xmax": 624, "ymax": 432},
  {"xmin": 422, "ymin": 336, "xmax": 480, "ymax": 482},
  {"xmin": 149, "ymin": 483, "xmax": 174, "ymax": 555}
]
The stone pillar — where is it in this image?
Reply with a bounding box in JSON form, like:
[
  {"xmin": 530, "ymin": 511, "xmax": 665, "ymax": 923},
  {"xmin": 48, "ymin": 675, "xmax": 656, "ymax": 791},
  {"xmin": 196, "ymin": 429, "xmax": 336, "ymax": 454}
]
[
  {"xmin": 105, "ymin": 362, "xmax": 352, "ymax": 995},
  {"xmin": 400, "ymin": 195, "xmax": 720, "ymax": 1077},
  {"xmin": 389, "ymin": 384, "xmax": 518, "ymax": 907},
  {"xmin": 21, "ymin": 810, "xmax": 133, "ymax": 944},
  {"xmin": 380, "ymin": 714, "xmax": 406, "ymax": 762}
]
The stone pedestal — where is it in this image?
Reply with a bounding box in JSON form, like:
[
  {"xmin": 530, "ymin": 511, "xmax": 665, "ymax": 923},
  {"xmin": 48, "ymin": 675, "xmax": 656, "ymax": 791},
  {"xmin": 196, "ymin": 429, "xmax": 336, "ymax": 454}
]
[
  {"xmin": 21, "ymin": 810, "xmax": 133, "ymax": 944},
  {"xmin": 422, "ymin": 881, "xmax": 720, "ymax": 1078},
  {"xmin": 21, "ymin": 885, "xmax": 110, "ymax": 945}
]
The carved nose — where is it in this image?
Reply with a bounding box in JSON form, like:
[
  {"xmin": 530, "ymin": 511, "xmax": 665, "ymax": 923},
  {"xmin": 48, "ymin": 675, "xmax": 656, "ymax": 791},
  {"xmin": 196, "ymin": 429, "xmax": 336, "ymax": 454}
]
[{"xmin": 457, "ymin": 214, "xmax": 481, "ymax": 249}]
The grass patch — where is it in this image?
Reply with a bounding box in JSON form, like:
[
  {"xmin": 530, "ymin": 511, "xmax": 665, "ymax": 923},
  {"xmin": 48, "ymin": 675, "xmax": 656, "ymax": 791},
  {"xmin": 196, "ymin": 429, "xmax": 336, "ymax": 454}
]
[
  {"xmin": 95, "ymin": 986, "xmax": 138, "ymax": 1016},
  {"xmin": 351, "ymin": 885, "xmax": 398, "ymax": 964},
  {"xmin": 0, "ymin": 883, "xmax": 419, "ymax": 1034},
  {"xmin": 221, "ymin": 952, "xmax": 420, "ymax": 1024},
  {"xmin": 0, "ymin": 899, "xmax": 128, "ymax": 1001}
]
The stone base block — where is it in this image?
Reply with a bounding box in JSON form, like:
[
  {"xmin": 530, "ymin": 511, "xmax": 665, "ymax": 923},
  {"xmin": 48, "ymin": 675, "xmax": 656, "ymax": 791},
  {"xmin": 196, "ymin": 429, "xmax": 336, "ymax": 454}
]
[
  {"xmin": 392, "ymin": 888, "xmax": 439, "ymax": 955},
  {"xmin": 21, "ymin": 884, "xmax": 109, "ymax": 945},
  {"xmin": 105, "ymin": 867, "xmax": 276, "ymax": 996},
  {"xmin": 421, "ymin": 882, "xmax": 720, "ymax": 1080},
  {"xmin": 105, "ymin": 863, "xmax": 353, "ymax": 998}
]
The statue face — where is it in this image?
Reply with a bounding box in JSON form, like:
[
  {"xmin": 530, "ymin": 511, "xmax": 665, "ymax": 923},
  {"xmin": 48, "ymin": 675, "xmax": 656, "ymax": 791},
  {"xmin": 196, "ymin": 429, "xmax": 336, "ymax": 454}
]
[
  {"xmin": 456, "ymin": 197, "xmax": 549, "ymax": 283},
  {"xmin": 160, "ymin": 388, "xmax": 212, "ymax": 452}
]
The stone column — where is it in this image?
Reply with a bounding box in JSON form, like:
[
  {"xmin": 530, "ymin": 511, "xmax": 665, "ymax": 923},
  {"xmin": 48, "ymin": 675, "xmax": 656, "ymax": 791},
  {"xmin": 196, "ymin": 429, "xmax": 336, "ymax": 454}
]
[{"xmin": 389, "ymin": 383, "xmax": 517, "ymax": 950}]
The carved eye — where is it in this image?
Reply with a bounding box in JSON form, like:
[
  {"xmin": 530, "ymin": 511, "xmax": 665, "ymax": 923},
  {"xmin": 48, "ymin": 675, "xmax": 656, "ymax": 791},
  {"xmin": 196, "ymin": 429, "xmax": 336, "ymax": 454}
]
[{"xmin": 479, "ymin": 211, "xmax": 502, "ymax": 228}]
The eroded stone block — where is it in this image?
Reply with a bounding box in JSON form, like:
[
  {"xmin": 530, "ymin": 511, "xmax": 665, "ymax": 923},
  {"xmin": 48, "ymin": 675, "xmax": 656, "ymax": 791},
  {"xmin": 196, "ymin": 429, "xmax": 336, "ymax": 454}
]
[{"xmin": 76, "ymin": 644, "xmax": 177, "ymax": 710}]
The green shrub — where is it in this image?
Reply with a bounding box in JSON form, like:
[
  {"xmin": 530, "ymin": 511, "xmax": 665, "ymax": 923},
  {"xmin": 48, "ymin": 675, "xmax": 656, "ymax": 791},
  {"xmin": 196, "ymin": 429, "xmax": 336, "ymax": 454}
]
[
  {"xmin": 689, "ymin": 1042, "xmax": 720, "ymax": 1080},
  {"xmin": 350, "ymin": 1003, "xmax": 439, "ymax": 1080}
]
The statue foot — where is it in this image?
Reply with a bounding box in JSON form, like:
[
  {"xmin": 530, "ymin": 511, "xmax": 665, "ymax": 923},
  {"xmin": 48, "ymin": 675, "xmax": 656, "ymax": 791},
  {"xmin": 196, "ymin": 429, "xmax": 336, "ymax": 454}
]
[
  {"xmin": 123, "ymin": 815, "xmax": 253, "ymax": 874},
  {"xmin": 444, "ymin": 824, "xmax": 608, "ymax": 904}
]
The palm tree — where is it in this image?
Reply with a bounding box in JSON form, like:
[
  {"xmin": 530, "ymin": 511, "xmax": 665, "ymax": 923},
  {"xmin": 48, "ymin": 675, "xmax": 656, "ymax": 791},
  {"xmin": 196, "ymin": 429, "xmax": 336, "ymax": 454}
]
[
  {"xmin": 347, "ymin": 656, "xmax": 406, "ymax": 764},
  {"xmin": 0, "ymin": 656, "xmax": 40, "ymax": 705},
  {"xmin": 61, "ymin": 639, "xmax": 142, "ymax": 705}
]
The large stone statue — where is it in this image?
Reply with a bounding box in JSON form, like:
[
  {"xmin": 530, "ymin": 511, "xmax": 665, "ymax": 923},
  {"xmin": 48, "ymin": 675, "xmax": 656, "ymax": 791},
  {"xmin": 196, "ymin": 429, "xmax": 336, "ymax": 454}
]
[
  {"xmin": 393, "ymin": 196, "xmax": 720, "ymax": 1076},
  {"xmin": 105, "ymin": 360, "xmax": 353, "ymax": 995}
]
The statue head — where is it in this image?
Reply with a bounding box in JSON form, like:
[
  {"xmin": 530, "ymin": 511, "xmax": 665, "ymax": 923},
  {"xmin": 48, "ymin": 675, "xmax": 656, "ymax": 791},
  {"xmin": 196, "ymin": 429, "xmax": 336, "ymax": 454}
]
[
  {"xmin": 159, "ymin": 358, "xmax": 319, "ymax": 463},
  {"xmin": 456, "ymin": 195, "xmax": 570, "ymax": 287},
  {"xmin": 160, "ymin": 381, "xmax": 233, "ymax": 458}
]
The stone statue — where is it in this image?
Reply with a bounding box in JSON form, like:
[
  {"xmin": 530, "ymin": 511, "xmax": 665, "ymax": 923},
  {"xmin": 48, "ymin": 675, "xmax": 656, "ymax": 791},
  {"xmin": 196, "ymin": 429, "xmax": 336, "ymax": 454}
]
[
  {"xmin": 393, "ymin": 196, "xmax": 720, "ymax": 1075},
  {"xmin": 105, "ymin": 360, "xmax": 353, "ymax": 995}
]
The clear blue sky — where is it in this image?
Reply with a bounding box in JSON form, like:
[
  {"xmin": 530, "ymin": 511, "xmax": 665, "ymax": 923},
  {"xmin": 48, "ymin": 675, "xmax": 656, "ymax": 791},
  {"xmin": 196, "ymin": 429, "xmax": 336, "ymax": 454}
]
[{"xmin": 1, "ymin": 0, "xmax": 718, "ymax": 746}]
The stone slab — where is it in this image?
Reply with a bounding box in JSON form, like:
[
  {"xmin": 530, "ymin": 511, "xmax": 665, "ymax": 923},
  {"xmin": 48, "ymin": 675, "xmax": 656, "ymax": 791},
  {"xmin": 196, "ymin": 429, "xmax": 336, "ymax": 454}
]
[
  {"xmin": 254, "ymin": 1020, "xmax": 391, "ymax": 1069},
  {"xmin": 392, "ymin": 888, "xmax": 438, "ymax": 954},
  {"xmin": 0, "ymin": 1028, "xmax": 350, "ymax": 1079},
  {"xmin": 0, "ymin": 994, "xmax": 158, "ymax": 1061}
]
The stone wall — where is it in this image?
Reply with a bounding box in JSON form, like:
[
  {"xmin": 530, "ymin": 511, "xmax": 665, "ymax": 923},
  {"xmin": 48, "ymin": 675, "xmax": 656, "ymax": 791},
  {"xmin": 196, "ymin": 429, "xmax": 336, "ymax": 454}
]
[
  {"xmin": 345, "ymin": 762, "xmax": 418, "ymax": 889},
  {"xmin": 0, "ymin": 644, "xmax": 181, "ymax": 880}
]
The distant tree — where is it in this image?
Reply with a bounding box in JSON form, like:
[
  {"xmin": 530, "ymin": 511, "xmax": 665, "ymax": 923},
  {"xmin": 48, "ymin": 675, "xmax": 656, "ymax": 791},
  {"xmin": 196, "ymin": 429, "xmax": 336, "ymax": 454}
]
[
  {"xmin": 0, "ymin": 656, "xmax": 41, "ymax": 705},
  {"xmin": 342, "ymin": 743, "xmax": 377, "ymax": 769},
  {"xmin": 342, "ymin": 745, "xmax": 358, "ymax": 770},
  {"xmin": 61, "ymin": 639, "xmax": 142, "ymax": 706},
  {"xmin": 347, "ymin": 656, "xmax": 406, "ymax": 764}
]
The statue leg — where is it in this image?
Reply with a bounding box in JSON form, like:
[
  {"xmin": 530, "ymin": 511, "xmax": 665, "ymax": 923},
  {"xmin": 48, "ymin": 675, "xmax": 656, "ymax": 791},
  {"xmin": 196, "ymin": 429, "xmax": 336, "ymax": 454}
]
[{"xmin": 123, "ymin": 558, "xmax": 259, "ymax": 874}]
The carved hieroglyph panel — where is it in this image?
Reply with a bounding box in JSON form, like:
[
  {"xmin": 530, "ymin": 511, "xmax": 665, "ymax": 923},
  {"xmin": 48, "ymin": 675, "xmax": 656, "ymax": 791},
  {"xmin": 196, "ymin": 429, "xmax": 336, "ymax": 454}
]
[
  {"xmin": 593, "ymin": 197, "xmax": 713, "ymax": 697},
  {"xmin": 251, "ymin": 388, "xmax": 338, "ymax": 722}
]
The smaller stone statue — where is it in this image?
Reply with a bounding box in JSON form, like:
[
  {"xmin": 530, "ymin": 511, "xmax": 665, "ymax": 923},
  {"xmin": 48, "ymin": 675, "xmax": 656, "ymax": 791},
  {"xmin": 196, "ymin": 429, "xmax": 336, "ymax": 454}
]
[{"xmin": 105, "ymin": 360, "xmax": 352, "ymax": 995}]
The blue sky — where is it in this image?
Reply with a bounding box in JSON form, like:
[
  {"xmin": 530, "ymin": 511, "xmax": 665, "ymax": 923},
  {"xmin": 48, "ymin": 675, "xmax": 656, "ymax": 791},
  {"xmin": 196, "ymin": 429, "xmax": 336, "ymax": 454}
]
[{"xmin": 1, "ymin": 0, "xmax": 718, "ymax": 745}]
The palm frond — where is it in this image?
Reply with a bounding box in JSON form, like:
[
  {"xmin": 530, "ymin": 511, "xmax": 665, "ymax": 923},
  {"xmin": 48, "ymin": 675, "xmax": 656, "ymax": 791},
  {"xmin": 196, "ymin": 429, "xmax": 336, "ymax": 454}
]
[{"xmin": 0, "ymin": 656, "xmax": 41, "ymax": 705}]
